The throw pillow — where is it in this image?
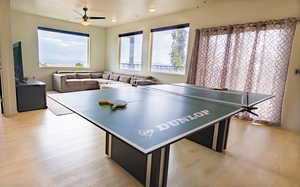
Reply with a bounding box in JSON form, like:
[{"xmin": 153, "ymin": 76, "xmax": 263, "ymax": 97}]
[
  {"xmin": 91, "ymin": 73, "xmax": 103, "ymax": 79},
  {"xmin": 130, "ymin": 77, "xmax": 137, "ymax": 85},
  {"xmin": 119, "ymin": 75, "xmax": 131, "ymax": 83},
  {"xmin": 103, "ymin": 73, "xmax": 110, "ymax": 80},
  {"xmin": 109, "ymin": 74, "xmax": 120, "ymax": 81}
]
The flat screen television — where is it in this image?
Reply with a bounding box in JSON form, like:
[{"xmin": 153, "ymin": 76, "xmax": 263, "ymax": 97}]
[{"xmin": 13, "ymin": 41, "xmax": 24, "ymax": 83}]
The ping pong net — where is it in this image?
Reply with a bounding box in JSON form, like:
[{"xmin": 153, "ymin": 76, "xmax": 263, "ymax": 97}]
[{"xmin": 143, "ymin": 84, "xmax": 259, "ymax": 116}]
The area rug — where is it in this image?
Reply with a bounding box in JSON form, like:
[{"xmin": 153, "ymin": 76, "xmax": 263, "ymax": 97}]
[{"xmin": 47, "ymin": 96, "xmax": 73, "ymax": 116}]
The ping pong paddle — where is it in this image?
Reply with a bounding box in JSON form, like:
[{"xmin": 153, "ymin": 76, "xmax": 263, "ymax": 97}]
[{"xmin": 99, "ymin": 99, "xmax": 128, "ymax": 111}]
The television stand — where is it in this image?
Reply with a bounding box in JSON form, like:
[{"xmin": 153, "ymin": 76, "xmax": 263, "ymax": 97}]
[{"xmin": 16, "ymin": 80, "xmax": 47, "ymax": 112}]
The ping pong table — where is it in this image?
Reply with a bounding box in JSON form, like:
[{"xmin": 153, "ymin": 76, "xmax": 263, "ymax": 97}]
[{"xmin": 49, "ymin": 83, "xmax": 272, "ymax": 187}]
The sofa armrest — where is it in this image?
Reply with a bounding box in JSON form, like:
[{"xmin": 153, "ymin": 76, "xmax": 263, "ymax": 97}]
[
  {"xmin": 134, "ymin": 80, "xmax": 156, "ymax": 86},
  {"xmin": 52, "ymin": 74, "xmax": 67, "ymax": 92}
]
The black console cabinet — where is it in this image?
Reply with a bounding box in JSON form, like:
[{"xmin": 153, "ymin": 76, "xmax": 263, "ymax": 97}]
[{"xmin": 16, "ymin": 80, "xmax": 47, "ymax": 112}]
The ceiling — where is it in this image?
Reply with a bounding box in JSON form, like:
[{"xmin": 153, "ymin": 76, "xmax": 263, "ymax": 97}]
[{"xmin": 10, "ymin": 0, "xmax": 209, "ymax": 27}]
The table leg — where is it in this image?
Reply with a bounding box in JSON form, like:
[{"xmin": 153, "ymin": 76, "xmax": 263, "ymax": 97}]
[
  {"xmin": 105, "ymin": 133, "xmax": 170, "ymax": 187},
  {"xmin": 186, "ymin": 117, "xmax": 231, "ymax": 152}
]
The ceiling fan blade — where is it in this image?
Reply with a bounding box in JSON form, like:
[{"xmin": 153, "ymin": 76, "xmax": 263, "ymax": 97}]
[
  {"xmin": 73, "ymin": 9, "xmax": 83, "ymax": 16},
  {"xmin": 89, "ymin": 17, "xmax": 106, "ymax": 19},
  {"xmin": 71, "ymin": 17, "xmax": 82, "ymax": 20}
]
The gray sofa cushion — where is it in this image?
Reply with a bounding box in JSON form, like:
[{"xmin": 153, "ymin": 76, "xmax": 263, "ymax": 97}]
[
  {"xmin": 119, "ymin": 75, "xmax": 131, "ymax": 83},
  {"xmin": 66, "ymin": 79, "xmax": 82, "ymax": 86},
  {"xmin": 100, "ymin": 82, "xmax": 132, "ymax": 89},
  {"xmin": 94, "ymin": 78, "xmax": 112, "ymax": 84},
  {"xmin": 57, "ymin": 71, "xmax": 94, "ymax": 74},
  {"xmin": 135, "ymin": 80, "xmax": 155, "ymax": 85},
  {"xmin": 103, "ymin": 73, "xmax": 110, "ymax": 79},
  {"xmin": 77, "ymin": 73, "xmax": 91, "ymax": 79},
  {"xmin": 135, "ymin": 75, "xmax": 153, "ymax": 80},
  {"xmin": 110, "ymin": 74, "xmax": 120, "ymax": 81},
  {"xmin": 91, "ymin": 72, "xmax": 103, "ymax": 79},
  {"xmin": 80, "ymin": 79, "xmax": 98, "ymax": 85},
  {"xmin": 130, "ymin": 75, "xmax": 153, "ymax": 85}
]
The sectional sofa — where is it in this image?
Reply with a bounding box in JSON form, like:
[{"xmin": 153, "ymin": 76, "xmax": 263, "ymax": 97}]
[{"xmin": 52, "ymin": 71, "xmax": 156, "ymax": 92}]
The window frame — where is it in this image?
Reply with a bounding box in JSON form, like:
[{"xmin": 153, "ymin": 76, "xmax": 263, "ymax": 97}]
[
  {"xmin": 118, "ymin": 31, "xmax": 143, "ymax": 72},
  {"xmin": 149, "ymin": 23, "xmax": 190, "ymax": 75},
  {"xmin": 37, "ymin": 26, "xmax": 91, "ymax": 68}
]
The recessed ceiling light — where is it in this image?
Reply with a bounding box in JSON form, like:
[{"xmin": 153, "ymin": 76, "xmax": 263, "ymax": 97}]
[
  {"xmin": 149, "ymin": 8, "xmax": 156, "ymax": 12},
  {"xmin": 112, "ymin": 18, "xmax": 117, "ymax": 22}
]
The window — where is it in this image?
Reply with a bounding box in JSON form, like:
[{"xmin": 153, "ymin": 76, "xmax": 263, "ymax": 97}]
[
  {"xmin": 119, "ymin": 31, "xmax": 143, "ymax": 71},
  {"xmin": 187, "ymin": 20, "xmax": 297, "ymax": 124},
  {"xmin": 151, "ymin": 24, "xmax": 190, "ymax": 74},
  {"xmin": 37, "ymin": 27, "xmax": 90, "ymax": 68}
]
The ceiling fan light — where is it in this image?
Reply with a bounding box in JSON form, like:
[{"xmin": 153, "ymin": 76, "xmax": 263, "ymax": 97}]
[
  {"xmin": 82, "ymin": 20, "xmax": 90, "ymax": 26},
  {"xmin": 149, "ymin": 8, "xmax": 156, "ymax": 12}
]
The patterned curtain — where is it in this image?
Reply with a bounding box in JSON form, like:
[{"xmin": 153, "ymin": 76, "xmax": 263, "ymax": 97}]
[{"xmin": 187, "ymin": 18, "xmax": 297, "ymax": 125}]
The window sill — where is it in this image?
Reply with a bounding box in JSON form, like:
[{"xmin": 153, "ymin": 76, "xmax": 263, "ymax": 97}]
[
  {"xmin": 119, "ymin": 68, "xmax": 142, "ymax": 73},
  {"xmin": 150, "ymin": 71, "xmax": 186, "ymax": 76},
  {"xmin": 39, "ymin": 66, "xmax": 91, "ymax": 69},
  {"xmin": 117, "ymin": 68, "xmax": 186, "ymax": 76}
]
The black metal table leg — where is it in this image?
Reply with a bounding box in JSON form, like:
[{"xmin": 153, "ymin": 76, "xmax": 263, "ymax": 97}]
[
  {"xmin": 105, "ymin": 133, "xmax": 170, "ymax": 187},
  {"xmin": 186, "ymin": 117, "xmax": 231, "ymax": 152}
]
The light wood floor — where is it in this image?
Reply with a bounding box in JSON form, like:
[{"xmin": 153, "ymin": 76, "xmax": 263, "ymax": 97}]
[{"xmin": 0, "ymin": 109, "xmax": 299, "ymax": 187}]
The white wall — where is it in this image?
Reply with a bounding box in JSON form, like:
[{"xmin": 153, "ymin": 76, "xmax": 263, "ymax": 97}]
[
  {"xmin": 282, "ymin": 26, "xmax": 300, "ymax": 132},
  {"xmin": 0, "ymin": 0, "xmax": 17, "ymax": 116},
  {"xmin": 10, "ymin": 10, "xmax": 106, "ymax": 90},
  {"xmin": 106, "ymin": 0, "xmax": 300, "ymax": 131}
]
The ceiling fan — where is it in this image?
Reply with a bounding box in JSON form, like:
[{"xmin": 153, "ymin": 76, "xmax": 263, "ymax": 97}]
[{"xmin": 75, "ymin": 7, "xmax": 106, "ymax": 26}]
